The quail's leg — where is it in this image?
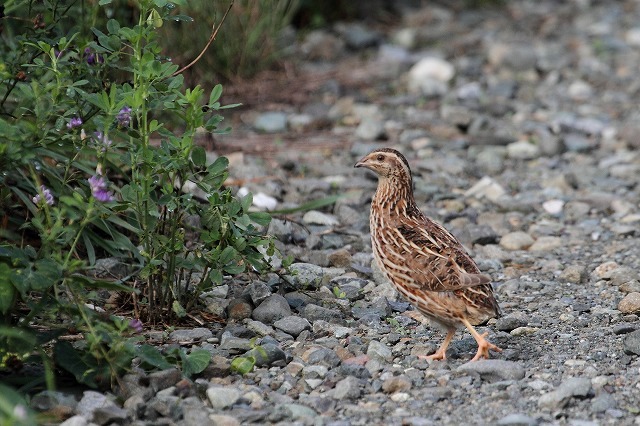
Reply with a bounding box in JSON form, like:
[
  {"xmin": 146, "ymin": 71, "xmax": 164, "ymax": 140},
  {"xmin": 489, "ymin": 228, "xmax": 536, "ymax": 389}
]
[
  {"xmin": 461, "ymin": 318, "xmax": 502, "ymax": 361},
  {"xmin": 418, "ymin": 329, "xmax": 455, "ymax": 361}
]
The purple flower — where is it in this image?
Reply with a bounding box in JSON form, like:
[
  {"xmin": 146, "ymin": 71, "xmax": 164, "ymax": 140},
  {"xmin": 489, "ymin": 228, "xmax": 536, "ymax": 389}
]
[
  {"xmin": 129, "ymin": 319, "xmax": 143, "ymax": 333},
  {"xmin": 66, "ymin": 116, "xmax": 83, "ymax": 129},
  {"xmin": 32, "ymin": 185, "xmax": 55, "ymax": 206},
  {"xmin": 92, "ymin": 131, "xmax": 112, "ymax": 151},
  {"xmin": 88, "ymin": 175, "xmax": 115, "ymax": 202},
  {"xmin": 84, "ymin": 47, "xmax": 104, "ymax": 65},
  {"xmin": 116, "ymin": 106, "xmax": 132, "ymax": 128}
]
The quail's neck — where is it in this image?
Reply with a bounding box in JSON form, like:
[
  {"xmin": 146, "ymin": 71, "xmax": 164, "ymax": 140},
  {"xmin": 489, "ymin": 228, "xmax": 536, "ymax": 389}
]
[{"xmin": 373, "ymin": 175, "xmax": 419, "ymax": 218}]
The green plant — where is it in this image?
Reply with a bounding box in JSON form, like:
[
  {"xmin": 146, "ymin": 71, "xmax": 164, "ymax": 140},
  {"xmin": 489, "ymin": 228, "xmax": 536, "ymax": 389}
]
[
  {"xmin": 0, "ymin": 0, "xmax": 272, "ymax": 404},
  {"xmin": 332, "ymin": 286, "xmax": 347, "ymax": 299},
  {"xmin": 162, "ymin": 0, "xmax": 299, "ymax": 82}
]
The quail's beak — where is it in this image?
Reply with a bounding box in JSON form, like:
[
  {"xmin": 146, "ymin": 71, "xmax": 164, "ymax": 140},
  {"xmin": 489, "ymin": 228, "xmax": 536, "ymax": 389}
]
[{"xmin": 354, "ymin": 155, "xmax": 369, "ymax": 169}]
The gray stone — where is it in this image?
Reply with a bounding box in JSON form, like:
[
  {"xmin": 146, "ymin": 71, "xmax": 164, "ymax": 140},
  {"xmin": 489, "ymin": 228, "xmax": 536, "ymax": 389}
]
[
  {"xmin": 93, "ymin": 257, "xmax": 131, "ymax": 279},
  {"xmin": 496, "ymin": 312, "xmax": 529, "ymax": 332},
  {"xmin": 206, "ymin": 386, "xmax": 241, "ymax": 410},
  {"xmin": 355, "ymin": 118, "xmax": 385, "ymax": 141},
  {"xmin": 268, "ymin": 218, "xmax": 293, "ymax": 242},
  {"xmin": 563, "ymin": 133, "xmax": 596, "ymax": 152},
  {"xmin": 206, "ymin": 298, "xmax": 229, "ymax": 317},
  {"xmin": 408, "ymin": 57, "xmax": 455, "ymax": 97},
  {"xmin": 496, "ymin": 413, "xmax": 538, "ymax": 426},
  {"xmin": 168, "ymin": 327, "xmax": 213, "ymax": 342},
  {"xmin": 332, "ymin": 376, "xmax": 362, "ymax": 400},
  {"xmin": 465, "ymin": 176, "xmax": 507, "ymax": 202},
  {"xmin": 300, "ymin": 30, "xmax": 345, "ymax": 61},
  {"xmin": 204, "ymin": 284, "xmax": 229, "ymax": 299},
  {"xmin": 528, "ymin": 236, "xmax": 563, "ymax": 251},
  {"xmin": 115, "ymin": 373, "xmax": 152, "ymax": 401},
  {"xmin": 500, "ymin": 232, "xmax": 534, "ymax": 250},
  {"xmin": 613, "ymin": 323, "xmax": 637, "ymax": 335},
  {"xmin": 123, "ymin": 394, "xmax": 145, "ymax": 418},
  {"xmin": 305, "ymin": 346, "xmax": 341, "ymax": 368},
  {"xmin": 457, "ymin": 360, "xmax": 526, "ymax": 382},
  {"xmin": 302, "ymin": 210, "xmax": 339, "ymax": 226},
  {"xmin": 243, "ymin": 281, "xmax": 272, "ymax": 306},
  {"xmin": 31, "ymin": 390, "xmax": 77, "ymax": 412},
  {"xmin": 274, "ymin": 403, "xmax": 317, "ymax": 421},
  {"xmin": 245, "ymin": 319, "xmax": 274, "ymax": 336},
  {"xmin": 219, "ymin": 331, "xmax": 253, "ymax": 352},
  {"xmin": 366, "ymin": 340, "xmax": 393, "ymax": 362},
  {"xmin": 148, "ymin": 368, "xmax": 182, "ymax": 392},
  {"xmin": 245, "ymin": 343, "xmax": 287, "ymax": 367},
  {"xmin": 336, "ymin": 22, "xmax": 380, "ymax": 50},
  {"xmin": 273, "ymin": 315, "xmax": 311, "ymax": 337},
  {"xmin": 209, "ymin": 414, "xmax": 241, "ymax": 426},
  {"xmin": 607, "ymin": 267, "xmax": 640, "ymax": 286},
  {"xmin": 93, "ymin": 404, "xmax": 128, "ymax": 425},
  {"xmin": 252, "ymin": 294, "xmax": 291, "ymax": 324},
  {"xmin": 457, "ymin": 225, "xmax": 500, "ymax": 246},
  {"xmin": 74, "ymin": 391, "xmax": 127, "ymax": 424},
  {"xmin": 538, "ymin": 377, "xmax": 592, "ymax": 409},
  {"xmin": 623, "ymin": 330, "xmax": 640, "ymax": 355},
  {"xmin": 303, "ymin": 365, "xmax": 329, "ymax": 379},
  {"xmin": 507, "ymin": 140, "xmax": 540, "ymax": 160},
  {"xmin": 302, "ymin": 303, "xmax": 343, "ymax": 323},
  {"xmin": 286, "ymin": 263, "xmax": 324, "ymax": 289},
  {"xmin": 59, "ymin": 416, "xmax": 89, "ymax": 426},
  {"xmin": 590, "ymin": 393, "xmax": 616, "ymax": 413},
  {"xmin": 253, "ymin": 112, "xmax": 287, "ymax": 133}
]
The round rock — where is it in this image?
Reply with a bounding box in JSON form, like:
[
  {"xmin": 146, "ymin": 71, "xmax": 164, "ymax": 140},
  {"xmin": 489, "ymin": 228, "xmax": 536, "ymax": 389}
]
[
  {"xmin": 457, "ymin": 360, "xmax": 526, "ymax": 382},
  {"xmin": 500, "ymin": 232, "xmax": 535, "ymax": 250},
  {"xmin": 618, "ymin": 292, "xmax": 640, "ymax": 314},
  {"xmin": 623, "ymin": 330, "xmax": 640, "ymax": 355},
  {"xmin": 273, "ymin": 316, "xmax": 311, "ymax": 337},
  {"xmin": 206, "ymin": 386, "xmax": 241, "ymax": 410},
  {"xmin": 252, "ymin": 294, "xmax": 291, "ymax": 324}
]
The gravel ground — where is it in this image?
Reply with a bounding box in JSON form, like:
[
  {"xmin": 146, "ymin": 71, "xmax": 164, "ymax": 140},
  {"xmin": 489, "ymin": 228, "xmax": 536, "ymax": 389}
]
[{"xmin": 39, "ymin": 1, "xmax": 640, "ymax": 425}]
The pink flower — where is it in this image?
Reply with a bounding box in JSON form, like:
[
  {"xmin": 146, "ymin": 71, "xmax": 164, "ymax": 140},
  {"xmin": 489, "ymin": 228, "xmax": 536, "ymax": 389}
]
[
  {"xmin": 129, "ymin": 319, "xmax": 143, "ymax": 333},
  {"xmin": 88, "ymin": 175, "xmax": 115, "ymax": 202},
  {"xmin": 32, "ymin": 185, "xmax": 55, "ymax": 206}
]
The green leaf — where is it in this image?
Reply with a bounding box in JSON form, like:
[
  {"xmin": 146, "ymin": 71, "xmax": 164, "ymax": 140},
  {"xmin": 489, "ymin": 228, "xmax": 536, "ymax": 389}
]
[
  {"xmin": 137, "ymin": 344, "xmax": 173, "ymax": 370},
  {"xmin": 191, "ymin": 146, "xmax": 206, "ymax": 167},
  {"xmin": 98, "ymin": 0, "xmax": 112, "ymax": 4},
  {"xmin": 82, "ymin": 233, "xmax": 96, "ymax": 266},
  {"xmin": 209, "ymin": 84, "xmax": 223, "ymax": 105},
  {"xmin": 247, "ymin": 211, "xmax": 272, "ymax": 227},
  {"xmin": 230, "ymin": 356, "xmax": 255, "ymax": 375},
  {"xmin": 54, "ymin": 341, "xmax": 110, "ymax": 388},
  {"xmin": 268, "ymin": 194, "xmax": 342, "ymax": 214},
  {"xmin": 0, "ymin": 264, "xmax": 15, "ymax": 314},
  {"xmin": 106, "ymin": 19, "xmax": 120, "ymax": 34},
  {"xmin": 182, "ymin": 349, "xmax": 211, "ymax": 377},
  {"xmin": 172, "ymin": 301, "xmax": 187, "ymax": 318},
  {"xmin": 171, "ymin": 14, "xmax": 194, "ymax": 22},
  {"xmin": 70, "ymin": 274, "xmax": 137, "ymax": 293},
  {"xmin": 207, "ymin": 156, "xmax": 229, "ymax": 176}
]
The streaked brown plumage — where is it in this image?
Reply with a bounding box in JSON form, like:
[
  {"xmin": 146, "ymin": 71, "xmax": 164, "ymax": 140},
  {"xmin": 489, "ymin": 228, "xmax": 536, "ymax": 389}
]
[{"xmin": 355, "ymin": 148, "xmax": 501, "ymax": 361}]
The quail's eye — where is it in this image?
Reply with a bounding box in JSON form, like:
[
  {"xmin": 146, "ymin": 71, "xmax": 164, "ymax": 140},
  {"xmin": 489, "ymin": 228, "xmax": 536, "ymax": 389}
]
[{"xmin": 376, "ymin": 154, "xmax": 384, "ymax": 161}]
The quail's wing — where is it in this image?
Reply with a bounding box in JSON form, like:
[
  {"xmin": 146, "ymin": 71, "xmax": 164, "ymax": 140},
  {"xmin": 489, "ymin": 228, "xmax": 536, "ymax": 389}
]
[{"xmin": 393, "ymin": 218, "xmax": 491, "ymax": 292}]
